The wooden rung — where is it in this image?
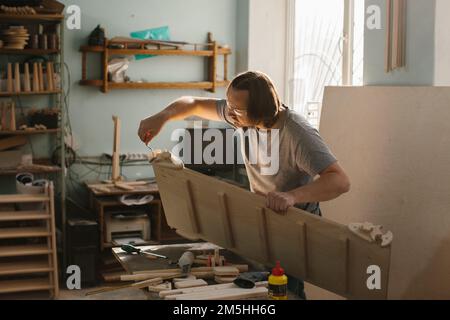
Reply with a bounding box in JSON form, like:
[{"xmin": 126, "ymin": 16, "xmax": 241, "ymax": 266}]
[
  {"xmin": 0, "ymin": 278, "xmax": 51, "ymax": 294},
  {"xmin": 0, "ymin": 227, "xmax": 50, "ymax": 239},
  {"xmin": 0, "ymin": 244, "xmax": 51, "ymax": 258},
  {"xmin": 0, "ymin": 260, "xmax": 53, "ymax": 276},
  {"xmin": 217, "ymin": 192, "xmax": 235, "ymax": 248},
  {"xmin": 0, "ymin": 194, "xmax": 49, "ymax": 204},
  {"xmin": 0, "ymin": 211, "xmax": 50, "ymax": 222}
]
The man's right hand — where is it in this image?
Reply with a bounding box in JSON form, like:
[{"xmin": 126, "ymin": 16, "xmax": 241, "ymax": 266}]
[{"xmin": 138, "ymin": 112, "xmax": 168, "ymax": 144}]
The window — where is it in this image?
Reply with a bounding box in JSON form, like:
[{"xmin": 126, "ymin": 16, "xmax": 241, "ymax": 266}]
[{"xmin": 286, "ymin": 0, "xmax": 364, "ymax": 128}]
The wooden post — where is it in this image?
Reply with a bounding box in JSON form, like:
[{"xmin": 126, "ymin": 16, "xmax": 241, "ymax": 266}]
[
  {"xmin": 111, "ymin": 115, "xmax": 121, "ymax": 182},
  {"xmin": 207, "ymin": 32, "xmax": 218, "ymax": 93},
  {"xmin": 224, "ymin": 53, "xmax": 228, "ymax": 82},
  {"xmin": 102, "ymin": 42, "xmax": 109, "ymax": 93}
]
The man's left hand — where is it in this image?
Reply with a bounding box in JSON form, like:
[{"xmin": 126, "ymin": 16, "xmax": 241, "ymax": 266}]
[{"xmin": 266, "ymin": 191, "xmax": 296, "ymax": 214}]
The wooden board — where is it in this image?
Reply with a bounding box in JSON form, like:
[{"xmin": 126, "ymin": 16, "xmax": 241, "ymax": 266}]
[
  {"xmin": 0, "ymin": 135, "xmax": 27, "ymax": 151},
  {"xmin": 174, "ymin": 279, "xmax": 208, "ymax": 289},
  {"xmin": 320, "ymin": 86, "xmax": 450, "ymax": 299},
  {"xmin": 153, "ymin": 162, "xmax": 392, "ymax": 299}
]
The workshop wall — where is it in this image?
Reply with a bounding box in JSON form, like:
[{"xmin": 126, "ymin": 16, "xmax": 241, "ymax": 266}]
[
  {"xmin": 58, "ymin": 0, "xmax": 239, "ymax": 203},
  {"xmin": 364, "ymin": 0, "xmax": 436, "ymax": 85}
]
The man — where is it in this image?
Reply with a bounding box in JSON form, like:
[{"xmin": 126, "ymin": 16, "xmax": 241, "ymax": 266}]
[{"xmin": 138, "ymin": 71, "xmax": 350, "ymax": 297}]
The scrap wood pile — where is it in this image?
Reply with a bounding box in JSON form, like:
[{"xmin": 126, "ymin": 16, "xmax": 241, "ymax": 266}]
[{"xmin": 88, "ymin": 252, "xmax": 269, "ymax": 300}]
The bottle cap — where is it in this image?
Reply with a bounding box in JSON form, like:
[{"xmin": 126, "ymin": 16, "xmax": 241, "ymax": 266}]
[{"xmin": 271, "ymin": 261, "xmax": 285, "ymax": 276}]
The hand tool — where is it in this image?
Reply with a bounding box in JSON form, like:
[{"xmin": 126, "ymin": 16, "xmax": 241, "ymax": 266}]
[{"xmin": 121, "ymin": 244, "xmax": 167, "ymax": 259}]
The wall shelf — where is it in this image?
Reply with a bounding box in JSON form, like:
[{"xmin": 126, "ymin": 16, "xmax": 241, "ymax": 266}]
[
  {"xmin": 0, "ymin": 14, "xmax": 64, "ymax": 23},
  {"xmin": 0, "ymin": 48, "xmax": 60, "ymax": 55},
  {"xmin": 79, "ymin": 32, "xmax": 231, "ymax": 93},
  {"xmin": 0, "ymin": 129, "xmax": 61, "ymax": 136},
  {"xmin": 0, "ymin": 159, "xmax": 61, "ymax": 176},
  {"xmin": 0, "ymin": 90, "xmax": 62, "ymax": 97}
]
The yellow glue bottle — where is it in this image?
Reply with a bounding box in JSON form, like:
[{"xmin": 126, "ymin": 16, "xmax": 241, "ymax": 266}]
[{"xmin": 268, "ymin": 261, "xmax": 288, "ymax": 300}]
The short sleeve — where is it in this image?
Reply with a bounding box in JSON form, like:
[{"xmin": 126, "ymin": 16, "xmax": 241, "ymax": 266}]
[
  {"xmin": 215, "ymin": 99, "xmax": 236, "ymax": 127},
  {"xmin": 295, "ymin": 127, "xmax": 338, "ymax": 177}
]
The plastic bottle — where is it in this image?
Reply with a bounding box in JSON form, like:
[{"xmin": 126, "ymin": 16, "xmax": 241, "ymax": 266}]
[{"xmin": 268, "ymin": 261, "xmax": 288, "ymax": 300}]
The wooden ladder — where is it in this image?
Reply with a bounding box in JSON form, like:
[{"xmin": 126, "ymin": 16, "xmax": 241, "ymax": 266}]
[{"xmin": 0, "ymin": 183, "xmax": 59, "ymax": 298}]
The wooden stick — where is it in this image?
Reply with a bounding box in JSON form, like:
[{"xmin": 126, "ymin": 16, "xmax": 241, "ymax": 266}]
[
  {"xmin": 161, "ymin": 281, "xmax": 268, "ymax": 299},
  {"xmin": 385, "ymin": 0, "xmax": 392, "ymax": 72},
  {"xmin": 46, "ymin": 62, "xmax": 54, "ymax": 91},
  {"xmin": 38, "ymin": 63, "xmax": 44, "ymax": 91},
  {"xmin": 173, "ymin": 287, "xmax": 268, "ymax": 300},
  {"xmin": 10, "ymin": 102, "xmax": 16, "ymax": 131},
  {"xmin": 32, "ymin": 63, "xmax": 39, "ymax": 92},
  {"xmin": 120, "ymin": 272, "xmax": 182, "ymax": 282},
  {"xmin": 86, "ymin": 277, "xmax": 163, "ymax": 296},
  {"xmin": 7, "ymin": 63, "xmax": 13, "ymax": 93},
  {"xmin": 133, "ymin": 265, "xmax": 248, "ymax": 275},
  {"xmin": 23, "ymin": 63, "xmax": 31, "ymax": 92},
  {"xmin": 14, "ymin": 63, "xmax": 21, "ymax": 93}
]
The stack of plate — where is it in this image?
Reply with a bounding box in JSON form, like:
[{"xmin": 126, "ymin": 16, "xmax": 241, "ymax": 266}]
[{"xmin": 2, "ymin": 26, "xmax": 29, "ymax": 50}]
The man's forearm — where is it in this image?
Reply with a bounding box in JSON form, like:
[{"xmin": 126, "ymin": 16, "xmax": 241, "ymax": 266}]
[
  {"xmin": 288, "ymin": 172, "xmax": 350, "ymax": 204},
  {"xmin": 163, "ymin": 96, "xmax": 199, "ymax": 121}
]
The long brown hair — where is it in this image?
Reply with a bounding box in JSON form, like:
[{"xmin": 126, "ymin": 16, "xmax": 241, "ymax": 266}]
[{"xmin": 228, "ymin": 71, "xmax": 282, "ymax": 128}]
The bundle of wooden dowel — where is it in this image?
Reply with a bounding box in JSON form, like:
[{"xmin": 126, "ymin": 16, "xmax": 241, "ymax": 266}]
[{"xmin": 1, "ymin": 62, "xmax": 57, "ymax": 94}]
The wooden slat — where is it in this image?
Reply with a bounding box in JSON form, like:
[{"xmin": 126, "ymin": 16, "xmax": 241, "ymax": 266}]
[
  {"xmin": 217, "ymin": 192, "xmax": 235, "ymax": 248},
  {"xmin": 184, "ymin": 180, "xmax": 201, "ymax": 234},
  {"xmin": 0, "ymin": 211, "xmax": 50, "ymax": 222},
  {"xmin": 0, "ymin": 260, "xmax": 52, "ymax": 276},
  {"xmin": 0, "ymin": 278, "xmax": 51, "ymax": 294},
  {"xmin": 256, "ymin": 207, "xmax": 271, "ymax": 263},
  {"xmin": 0, "ymin": 194, "xmax": 49, "ymax": 204},
  {"xmin": 0, "ymin": 244, "xmax": 51, "ymax": 258},
  {"xmin": 0, "ymin": 227, "xmax": 50, "ymax": 239}
]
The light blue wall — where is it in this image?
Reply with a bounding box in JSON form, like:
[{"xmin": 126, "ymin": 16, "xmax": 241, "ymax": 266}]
[
  {"xmin": 364, "ymin": 0, "xmax": 436, "ymax": 85},
  {"xmin": 236, "ymin": 0, "xmax": 249, "ymax": 73},
  {"xmin": 59, "ymin": 0, "xmax": 238, "ymax": 191}
]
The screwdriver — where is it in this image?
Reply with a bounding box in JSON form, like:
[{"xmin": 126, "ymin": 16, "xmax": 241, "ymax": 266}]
[{"xmin": 121, "ymin": 244, "xmax": 167, "ymax": 259}]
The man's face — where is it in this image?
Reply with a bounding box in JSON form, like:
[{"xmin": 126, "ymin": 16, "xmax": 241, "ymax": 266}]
[{"xmin": 226, "ymin": 87, "xmax": 252, "ymax": 127}]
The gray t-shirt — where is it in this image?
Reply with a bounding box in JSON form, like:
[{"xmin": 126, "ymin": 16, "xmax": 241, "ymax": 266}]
[{"xmin": 216, "ymin": 99, "xmax": 337, "ymax": 215}]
